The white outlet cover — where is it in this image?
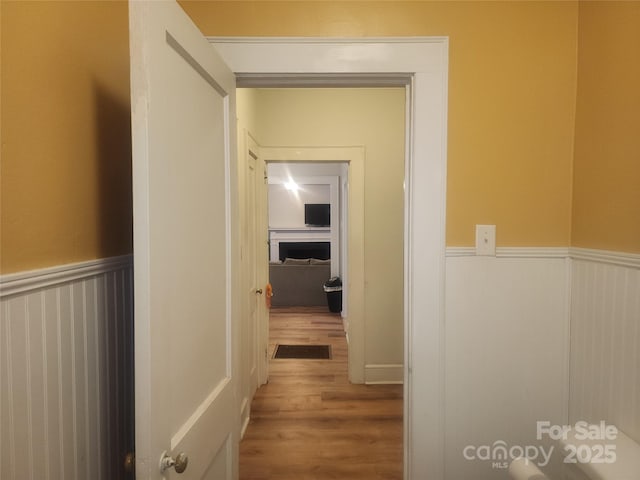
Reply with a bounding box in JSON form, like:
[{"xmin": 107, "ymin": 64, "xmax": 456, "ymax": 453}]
[{"xmin": 476, "ymin": 224, "xmax": 496, "ymax": 256}]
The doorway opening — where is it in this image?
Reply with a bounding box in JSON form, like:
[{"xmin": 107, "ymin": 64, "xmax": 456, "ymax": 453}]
[
  {"xmin": 237, "ymin": 87, "xmax": 406, "ymax": 477},
  {"xmin": 238, "ymin": 87, "xmax": 406, "ymax": 386},
  {"xmin": 212, "ymin": 36, "xmax": 449, "ymax": 479},
  {"xmin": 266, "ymin": 161, "xmax": 347, "ymax": 312}
]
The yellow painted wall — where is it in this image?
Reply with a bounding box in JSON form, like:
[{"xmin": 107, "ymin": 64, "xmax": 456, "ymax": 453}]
[
  {"xmin": 1, "ymin": 1, "xmax": 132, "ymax": 274},
  {"xmin": 181, "ymin": 1, "xmax": 579, "ymax": 248},
  {"xmin": 571, "ymin": 1, "xmax": 640, "ymax": 254},
  {"xmin": 9, "ymin": 1, "xmax": 636, "ymax": 274}
]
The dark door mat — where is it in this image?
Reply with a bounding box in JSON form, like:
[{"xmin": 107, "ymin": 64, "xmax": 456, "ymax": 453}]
[{"xmin": 273, "ymin": 344, "xmax": 332, "ymax": 359}]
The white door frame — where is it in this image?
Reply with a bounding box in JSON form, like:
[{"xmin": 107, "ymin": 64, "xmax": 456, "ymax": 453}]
[
  {"xmin": 209, "ymin": 37, "xmax": 449, "ymax": 480},
  {"xmin": 263, "ymin": 147, "xmax": 365, "ymax": 383}
]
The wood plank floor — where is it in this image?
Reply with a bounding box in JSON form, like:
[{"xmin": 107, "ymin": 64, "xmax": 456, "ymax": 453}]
[{"xmin": 239, "ymin": 307, "xmax": 403, "ymax": 480}]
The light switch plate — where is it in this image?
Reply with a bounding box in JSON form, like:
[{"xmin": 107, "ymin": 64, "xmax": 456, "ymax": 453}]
[{"xmin": 476, "ymin": 225, "xmax": 496, "ymax": 256}]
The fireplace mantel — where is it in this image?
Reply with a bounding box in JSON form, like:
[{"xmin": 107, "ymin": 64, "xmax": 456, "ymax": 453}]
[{"xmin": 269, "ymin": 228, "xmax": 331, "ymax": 262}]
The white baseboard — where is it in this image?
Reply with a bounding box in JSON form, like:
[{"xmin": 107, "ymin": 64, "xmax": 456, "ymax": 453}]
[
  {"xmin": 240, "ymin": 412, "xmax": 251, "ymax": 440},
  {"xmin": 365, "ymin": 364, "xmax": 403, "ymax": 384},
  {"xmin": 240, "ymin": 396, "xmax": 250, "ymax": 439}
]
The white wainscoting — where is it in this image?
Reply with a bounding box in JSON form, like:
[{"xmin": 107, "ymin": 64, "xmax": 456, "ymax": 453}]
[
  {"xmin": 0, "ymin": 256, "xmax": 134, "ymax": 480},
  {"xmin": 444, "ymin": 255, "xmax": 570, "ymax": 480},
  {"xmin": 2, "ymin": 248, "xmax": 637, "ymax": 479},
  {"xmin": 569, "ymin": 250, "xmax": 640, "ymax": 444}
]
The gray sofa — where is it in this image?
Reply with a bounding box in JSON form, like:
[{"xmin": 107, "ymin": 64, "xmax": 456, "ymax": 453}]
[{"xmin": 269, "ymin": 259, "xmax": 331, "ymax": 307}]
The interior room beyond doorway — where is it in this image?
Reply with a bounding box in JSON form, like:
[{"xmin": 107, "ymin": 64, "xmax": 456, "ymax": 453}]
[
  {"xmin": 237, "ymin": 87, "xmax": 406, "ymax": 386},
  {"xmin": 267, "ymin": 161, "xmax": 344, "ymax": 309}
]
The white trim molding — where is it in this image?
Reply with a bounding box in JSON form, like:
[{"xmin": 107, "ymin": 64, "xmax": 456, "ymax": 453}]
[
  {"xmin": 209, "ymin": 36, "xmax": 449, "ymax": 74},
  {"xmin": 365, "ymin": 364, "xmax": 404, "ymax": 385},
  {"xmin": 446, "ymin": 246, "xmax": 570, "ymax": 258},
  {"xmin": 444, "ymin": 247, "xmax": 477, "ymax": 257},
  {"xmin": 261, "ymin": 145, "xmax": 366, "ymax": 383},
  {"xmin": 0, "ymin": 255, "xmax": 133, "ymax": 298},
  {"xmin": 498, "ymin": 247, "xmax": 571, "ymax": 258},
  {"xmin": 209, "ymin": 37, "xmax": 449, "ymax": 480},
  {"xmin": 570, "ymin": 247, "xmax": 640, "ymax": 269},
  {"xmin": 446, "ymin": 246, "xmax": 639, "ymax": 267}
]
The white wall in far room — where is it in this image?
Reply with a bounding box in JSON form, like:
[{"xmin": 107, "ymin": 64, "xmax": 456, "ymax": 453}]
[{"xmin": 268, "ymin": 183, "xmax": 330, "ymax": 228}]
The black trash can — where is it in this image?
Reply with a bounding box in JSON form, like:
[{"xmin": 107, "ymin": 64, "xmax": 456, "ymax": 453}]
[{"xmin": 323, "ymin": 277, "xmax": 343, "ymax": 313}]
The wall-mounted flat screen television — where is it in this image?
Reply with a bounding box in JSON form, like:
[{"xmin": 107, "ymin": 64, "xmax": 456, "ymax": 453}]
[{"xmin": 304, "ymin": 203, "xmax": 330, "ymax": 227}]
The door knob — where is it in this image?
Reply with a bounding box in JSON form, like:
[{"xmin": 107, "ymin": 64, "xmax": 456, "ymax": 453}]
[
  {"xmin": 256, "ymin": 288, "xmax": 263, "ymax": 294},
  {"xmin": 160, "ymin": 451, "xmax": 189, "ymax": 474}
]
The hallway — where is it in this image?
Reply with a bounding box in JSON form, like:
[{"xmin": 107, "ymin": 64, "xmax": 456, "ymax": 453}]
[{"xmin": 239, "ymin": 307, "xmax": 403, "ymax": 479}]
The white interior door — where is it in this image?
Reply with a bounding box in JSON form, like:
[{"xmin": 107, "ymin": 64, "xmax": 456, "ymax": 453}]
[
  {"xmin": 129, "ymin": 1, "xmax": 238, "ymax": 479},
  {"xmin": 244, "ymin": 146, "xmax": 259, "ymax": 392},
  {"xmin": 251, "ymin": 139, "xmax": 270, "ymax": 385},
  {"xmin": 242, "ymin": 135, "xmax": 269, "ymax": 392}
]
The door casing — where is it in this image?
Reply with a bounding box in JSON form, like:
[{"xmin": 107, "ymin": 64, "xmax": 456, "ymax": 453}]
[
  {"xmin": 263, "ymin": 146, "xmax": 365, "ymax": 383},
  {"xmin": 209, "ymin": 37, "xmax": 449, "ymax": 480}
]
